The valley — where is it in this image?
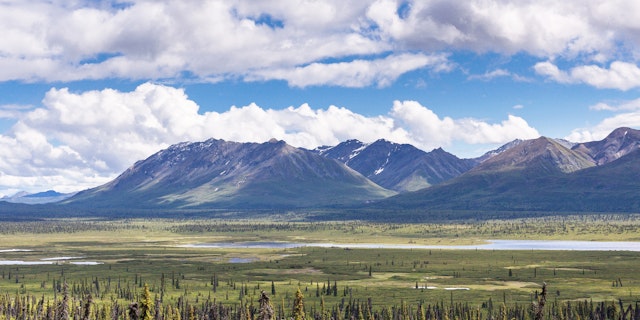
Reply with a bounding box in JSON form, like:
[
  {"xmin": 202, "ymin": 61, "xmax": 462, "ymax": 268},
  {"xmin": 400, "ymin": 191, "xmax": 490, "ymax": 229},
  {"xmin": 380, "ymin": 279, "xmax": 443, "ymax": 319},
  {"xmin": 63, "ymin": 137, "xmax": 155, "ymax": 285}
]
[
  {"xmin": 1, "ymin": 216, "xmax": 640, "ymax": 319},
  {"xmin": 0, "ymin": 128, "xmax": 639, "ymax": 319}
]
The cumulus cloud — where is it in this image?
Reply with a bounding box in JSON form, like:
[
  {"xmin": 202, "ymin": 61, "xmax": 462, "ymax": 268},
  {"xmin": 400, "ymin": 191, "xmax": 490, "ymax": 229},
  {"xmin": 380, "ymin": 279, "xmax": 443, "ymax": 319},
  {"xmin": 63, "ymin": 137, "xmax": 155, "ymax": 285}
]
[
  {"xmin": 366, "ymin": 0, "xmax": 633, "ymax": 58},
  {"xmin": 566, "ymin": 97, "xmax": 640, "ymax": 142},
  {"xmin": 249, "ymin": 53, "xmax": 452, "ymax": 88},
  {"xmin": 535, "ymin": 61, "xmax": 640, "ymax": 90},
  {"xmin": 0, "ymin": 1, "xmax": 639, "ymax": 84},
  {"xmin": 0, "ymin": 83, "xmax": 540, "ymax": 194}
]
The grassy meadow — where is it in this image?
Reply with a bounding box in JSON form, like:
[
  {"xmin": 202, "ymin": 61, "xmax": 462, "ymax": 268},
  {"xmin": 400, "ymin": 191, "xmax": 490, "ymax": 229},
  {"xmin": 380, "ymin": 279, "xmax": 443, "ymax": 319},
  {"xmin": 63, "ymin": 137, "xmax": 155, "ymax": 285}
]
[{"xmin": 1, "ymin": 215, "xmax": 640, "ymax": 318}]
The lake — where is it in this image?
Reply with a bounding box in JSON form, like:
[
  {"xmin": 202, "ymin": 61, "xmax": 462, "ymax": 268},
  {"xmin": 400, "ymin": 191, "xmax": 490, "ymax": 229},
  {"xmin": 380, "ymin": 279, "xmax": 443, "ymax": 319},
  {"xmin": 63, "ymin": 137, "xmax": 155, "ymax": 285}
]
[{"xmin": 183, "ymin": 240, "xmax": 640, "ymax": 251}]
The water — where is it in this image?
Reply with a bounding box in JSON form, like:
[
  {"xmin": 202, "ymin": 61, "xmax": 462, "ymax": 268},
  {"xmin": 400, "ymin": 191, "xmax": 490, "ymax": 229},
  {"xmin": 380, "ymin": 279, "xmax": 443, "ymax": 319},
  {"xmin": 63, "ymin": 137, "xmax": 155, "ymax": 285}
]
[
  {"xmin": 0, "ymin": 252, "xmax": 101, "ymax": 265},
  {"xmin": 183, "ymin": 240, "xmax": 640, "ymax": 251},
  {"xmin": 229, "ymin": 258, "xmax": 257, "ymax": 263},
  {"xmin": 186, "ymin": 241, "xmax": 303, "ymax": 249},
  {"xmin": 0, "ymin": 259, "xmax": 102, "ymax": 265}
]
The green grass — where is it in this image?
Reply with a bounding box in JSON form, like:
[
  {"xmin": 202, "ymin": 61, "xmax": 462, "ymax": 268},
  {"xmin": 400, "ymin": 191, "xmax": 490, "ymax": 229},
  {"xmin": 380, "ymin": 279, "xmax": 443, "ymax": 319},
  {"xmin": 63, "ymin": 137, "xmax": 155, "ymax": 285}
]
[{"xmin": 0, "ymin": 215, "xmax": 640, "ymax": 311}]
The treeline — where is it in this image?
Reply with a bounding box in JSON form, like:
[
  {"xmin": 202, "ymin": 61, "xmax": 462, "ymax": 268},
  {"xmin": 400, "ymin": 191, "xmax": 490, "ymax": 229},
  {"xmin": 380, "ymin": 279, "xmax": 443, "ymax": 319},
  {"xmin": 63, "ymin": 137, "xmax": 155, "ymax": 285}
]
[
  {"xmin": 0, "ymin": 282, "xmax": 638, "ymax": 320},
  {"xmin": 168, "ymin": 222, "xmax": 363, "ymax": 234},
  {"xmin": 0, "ymin": 220, "xmax": 145, "ymax": 234}
]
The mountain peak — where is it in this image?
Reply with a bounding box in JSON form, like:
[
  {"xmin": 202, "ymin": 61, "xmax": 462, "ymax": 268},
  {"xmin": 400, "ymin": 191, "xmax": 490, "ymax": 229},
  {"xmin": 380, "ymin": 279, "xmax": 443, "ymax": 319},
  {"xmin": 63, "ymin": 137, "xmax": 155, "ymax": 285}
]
[
  {"xmin": 475, "ymin": 136, "xmax": 594, "ymax": 174},
  {"xmin": 572, "ymin": 127, "xmax": 640, "ymax": 165},
  {"xmin": 319, "ymin": 138, "xmax": 474, "ymax": 192},
  {"xmin": 66, "ymin": 138, "xmax": 394, "ymax": 209}
]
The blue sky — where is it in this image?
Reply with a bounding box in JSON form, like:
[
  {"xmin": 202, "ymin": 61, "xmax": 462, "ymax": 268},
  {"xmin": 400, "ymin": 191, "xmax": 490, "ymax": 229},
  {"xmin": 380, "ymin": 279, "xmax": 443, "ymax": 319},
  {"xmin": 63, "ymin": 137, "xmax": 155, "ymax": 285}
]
[{"xmin": 1, "ymin": 0, "xmax": 640, "ymax": 195}]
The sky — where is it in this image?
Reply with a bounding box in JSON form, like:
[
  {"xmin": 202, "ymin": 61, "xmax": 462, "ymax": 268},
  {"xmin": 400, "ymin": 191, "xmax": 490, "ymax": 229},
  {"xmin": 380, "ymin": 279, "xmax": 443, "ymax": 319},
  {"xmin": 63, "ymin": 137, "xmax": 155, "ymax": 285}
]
[{"xmin": 1, "ymin": 0, "xmax": 640, "ymax": 196}]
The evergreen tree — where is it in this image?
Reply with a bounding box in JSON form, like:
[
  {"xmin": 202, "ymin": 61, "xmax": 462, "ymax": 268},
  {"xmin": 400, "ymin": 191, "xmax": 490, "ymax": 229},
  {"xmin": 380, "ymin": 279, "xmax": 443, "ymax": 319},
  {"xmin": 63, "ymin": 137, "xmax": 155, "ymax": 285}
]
[
  {"xmin": 257, "ymin": 291, "xmax": 274, "ymax": 320},
  {"xmin": 417, "ymin": 303, "xmax": 426, "ymax": 320},
  {"xmin": 56, "ymin": 282, "xmax": 70, "ymax": 320},
  {"xmin": 140, "ymin": 283, "xmax": 154, "ymax": 320},
  {"xmin": 293, "ymin": 288, "xmax": 305, "ymax": 320}
]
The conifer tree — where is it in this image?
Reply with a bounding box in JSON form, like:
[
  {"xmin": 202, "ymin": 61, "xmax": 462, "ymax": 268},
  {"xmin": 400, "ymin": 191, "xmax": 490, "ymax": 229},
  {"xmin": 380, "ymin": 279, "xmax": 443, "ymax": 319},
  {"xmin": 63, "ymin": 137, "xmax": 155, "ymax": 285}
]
[
  {"xmin": 257, "ymin": 291, "xmax": 274, "ymax": 320},
  {"xmin": 293, "ymin": 288, "xmax": 305, "ymax": 320},
  {"xmin": 140, "ymin": 284, "xmax": 153, "ymax": 320},
  {"xmin": 57, "ymin": 282, "xmax": 70, "ymax": 320},
  {"xmin": 417, "ymin": 303, "xmax": 426, "ymax": 320}
]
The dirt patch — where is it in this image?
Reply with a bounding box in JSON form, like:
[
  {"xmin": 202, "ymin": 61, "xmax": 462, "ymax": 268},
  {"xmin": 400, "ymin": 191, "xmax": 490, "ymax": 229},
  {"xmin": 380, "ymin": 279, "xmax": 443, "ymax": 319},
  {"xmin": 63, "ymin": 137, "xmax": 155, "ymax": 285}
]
[{"xmin": 468, "ymin": 281, "xmax": 540, "ymax": 291}]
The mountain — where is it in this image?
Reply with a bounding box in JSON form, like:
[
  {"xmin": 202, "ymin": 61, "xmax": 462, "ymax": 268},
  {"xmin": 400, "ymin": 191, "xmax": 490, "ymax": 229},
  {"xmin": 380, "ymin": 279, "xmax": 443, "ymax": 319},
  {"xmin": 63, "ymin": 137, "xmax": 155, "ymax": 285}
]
[
  {"xmin": 1, "ymin": 190, "xmax": 76, "ymax": 204},
  {"xmin": 373, "ymin": 133, "xmax": 640, "ymax": 213},
  {"xmin": 316, "ymin": 139, "xmax": 476, "ymax": 192},
  {"xmin": 572, "ymin": 127, "xmax": 640, "ymax": 165},
  {"xmin": 475, "ymin": 139, "xmax": 524, "ymax": 163},
  {"xmin": 473, "ymin": 137, "xmax": 595, "ymax": 174},
  {"xmin": 64, "ymin": 138, "xmax": 395, "ymax": 209}
]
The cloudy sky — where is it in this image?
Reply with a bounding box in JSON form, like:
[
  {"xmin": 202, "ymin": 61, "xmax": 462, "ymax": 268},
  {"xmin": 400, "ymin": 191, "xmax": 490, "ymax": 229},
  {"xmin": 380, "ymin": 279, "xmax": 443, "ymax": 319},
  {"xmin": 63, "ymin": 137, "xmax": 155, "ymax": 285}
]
[{"xmin": 1, "ymin": 0, "xmax": 640, "ymax": 195}]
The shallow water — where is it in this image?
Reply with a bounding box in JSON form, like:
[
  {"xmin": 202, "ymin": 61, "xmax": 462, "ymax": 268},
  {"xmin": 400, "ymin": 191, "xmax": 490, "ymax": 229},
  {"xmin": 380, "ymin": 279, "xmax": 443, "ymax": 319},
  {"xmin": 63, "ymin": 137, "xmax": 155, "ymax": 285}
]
[
  {"xmin": 228, "ymin": 257, "xmax": 257, "ymax": 263},
  {"xmin": 183, "ymin": 240, "xmax": 640, "ymax": 251}
]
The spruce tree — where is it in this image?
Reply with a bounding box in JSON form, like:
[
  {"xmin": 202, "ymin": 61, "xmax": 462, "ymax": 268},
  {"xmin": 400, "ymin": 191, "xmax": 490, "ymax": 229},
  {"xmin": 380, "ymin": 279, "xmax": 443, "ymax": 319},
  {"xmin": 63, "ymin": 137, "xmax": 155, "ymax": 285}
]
[
  {"xmin": 257, "ymin": 291, "xmax": 274, "ymax": 320},
  {"xmin": 293, "ymin": 288, "xmax": 305, "ymax": 320},
  {"xmin": 140, "ymin": 283, "xmax": 153, "ymax": 320}
]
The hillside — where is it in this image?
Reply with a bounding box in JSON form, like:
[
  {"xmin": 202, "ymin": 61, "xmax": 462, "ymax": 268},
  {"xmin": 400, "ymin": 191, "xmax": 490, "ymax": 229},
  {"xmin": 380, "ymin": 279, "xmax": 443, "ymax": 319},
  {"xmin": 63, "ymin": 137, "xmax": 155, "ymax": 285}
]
[
  {"xmin": 374, "ymin": 135, "xmax": 640, "ymax": 213},
  {"xmin": 317, "ymin": 139, "xmax": 476, "ymax": 192},
  {"xmin": 65, "ymin": 139, "xmax": 395, "ymax": 209},
  {"xmin": 572, "ymin": 127, "xmax": 640, "ymax": 165}
]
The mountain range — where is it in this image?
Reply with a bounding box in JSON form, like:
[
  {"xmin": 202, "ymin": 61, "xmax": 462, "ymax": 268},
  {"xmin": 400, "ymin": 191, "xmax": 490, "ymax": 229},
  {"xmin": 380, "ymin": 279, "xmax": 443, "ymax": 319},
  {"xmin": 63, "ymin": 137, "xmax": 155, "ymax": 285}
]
[
  {"xmin": 1, "ymin": 190, "xmax": 76, "ymax": 205},
  {"xmin": 10, "ymin": 126, "xmax": 640, "ymax": 216},
  {"xmin": 377, "ymin": 127, "xmax": 640, "ymax": 213},
  {"xmin": 314, "ymin": 139, "xmax": 476, "ymax": 192},
  {"xmin": 65, "ymin": 138, "xmax": 394, "ymax": 209}
]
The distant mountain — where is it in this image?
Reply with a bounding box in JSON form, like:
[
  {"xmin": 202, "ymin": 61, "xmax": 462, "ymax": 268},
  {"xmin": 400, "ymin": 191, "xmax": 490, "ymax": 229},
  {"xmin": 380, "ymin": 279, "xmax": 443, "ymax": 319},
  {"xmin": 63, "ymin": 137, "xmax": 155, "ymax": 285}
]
[
  {"xmin": 316, "ymin": 139, "xmax": 476, "ymax": 192},
  {"xmin": 64, "ymin": 139, "xmax": 395, "ymax": 209},
  {"xmin": 473, "ymin": 137, "xmax": 595, "ymax": 174},
  {"xmin": 475, "ymin": 139, "xmax": 524, "ymax": 163},
  {"xmin": 572, "ymin": 127, "xmax": 640, "ymax": 165},
  {"xmin": 1, "ymin": 190, "xmax": 75, "ymax": 204},
  {"xmin": 373, "ymin": 133, "xmax": 640, "ymax": 213}
]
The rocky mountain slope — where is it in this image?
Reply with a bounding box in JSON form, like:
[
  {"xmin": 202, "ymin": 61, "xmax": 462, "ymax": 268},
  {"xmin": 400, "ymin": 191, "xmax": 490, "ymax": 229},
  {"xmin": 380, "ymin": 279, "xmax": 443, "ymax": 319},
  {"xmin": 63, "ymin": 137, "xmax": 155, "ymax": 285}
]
[
  {"xmin": 572, "ymin": 127, "xmax": 640, "ymax": 165},
  {"xmin": 65, "ymin": 139, "xmax": 395, "ymax": 209},
  {"xmin": 374, "ymin": 129, "xmax": 640, "ymax": 213},
  {"xmin": 316, "ymin": 139, "xmax": 476, "ymax": 192},
  {"xmin": 57, "ymin": 126, "xmax": 640, "ymax": 214}
]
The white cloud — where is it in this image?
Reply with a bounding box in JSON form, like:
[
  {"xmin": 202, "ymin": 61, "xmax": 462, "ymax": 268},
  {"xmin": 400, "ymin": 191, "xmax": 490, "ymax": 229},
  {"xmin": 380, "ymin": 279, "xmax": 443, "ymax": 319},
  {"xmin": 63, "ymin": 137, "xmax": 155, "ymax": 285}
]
[
  {"xmin": 0, "ymin": 104, "xmax": 33, "ymax": 119},
  {"xmin": 366, "ymin": 0, "xmax": 627, "ymax": 57},
  {"xmin": 467, "ymin": 69, "xmax": 510, "ymax": 81},
  {"xmin": 1, "ymin": 1, "xmax": 640, "ymax": 84},
  {"xmin": 566, "ymin": 97, "xmax": 640, "ymax": 142},
  {"xmin": 390, "ymin": 101, "xmax": 539, "ymax": 147},
  {"xmin": 0, "ymin": 83, "xmax": 540, "ymax": 193},
  {"xmin": 467, "ymin": 69, "xmax": 531, "ymax": 82},
  {"xmin": 535, "ymin": 61, "xmax": 640, "ymax": 90},
  {"xmin": 589, "ymin": 98, "xmax": 640, "ymax": 111},
  {"xmin": 566, "ymin": 113, "xmax": 640, "ymax": 142},
  {"xmin": 249, "ymin": 53, "xmax": 452, "ymax": 88},
  {"xmin": 533, "ymin": 61, "xmax": 572, "ymax": 83}
]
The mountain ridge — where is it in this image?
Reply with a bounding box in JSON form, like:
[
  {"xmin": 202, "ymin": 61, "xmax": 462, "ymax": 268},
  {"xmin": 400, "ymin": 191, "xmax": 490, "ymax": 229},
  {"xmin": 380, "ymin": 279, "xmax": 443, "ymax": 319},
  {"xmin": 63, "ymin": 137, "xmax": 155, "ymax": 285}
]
[
  {"xmin": 316, "ymin": 139, "xmax": 476, "ymax": 192},
  {"xmin": 17, "ymin": 126, "xmax": 640, "ymax": 216},
  {"xmin": 372, "ymin": 128, "xmax": 640, "ymax": 213},
  {"xmin": 65, "ymin": 138, "xmax": 395, "ymax": 209}
]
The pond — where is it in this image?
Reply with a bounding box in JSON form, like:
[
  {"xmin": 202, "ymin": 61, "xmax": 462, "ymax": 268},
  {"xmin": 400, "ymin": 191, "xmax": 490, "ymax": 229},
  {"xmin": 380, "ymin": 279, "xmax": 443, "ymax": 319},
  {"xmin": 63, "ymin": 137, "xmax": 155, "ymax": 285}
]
[
  {"xmin": 0, "ymin": 252, "xmax": 102, "ymax": 265},
  {"xmin": 183, "ymin": 240, "xmax": 640, "ymax": 251}
]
